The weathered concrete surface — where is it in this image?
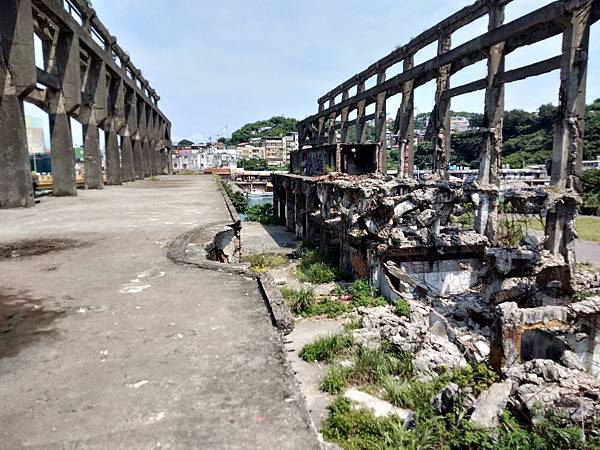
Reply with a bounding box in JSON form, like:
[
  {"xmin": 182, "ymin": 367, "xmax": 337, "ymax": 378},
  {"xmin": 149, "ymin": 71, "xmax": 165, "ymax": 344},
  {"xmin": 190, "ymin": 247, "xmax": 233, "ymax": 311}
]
[
  {"xmin": 241, "ymin": 222, "xmax": 298, "ymax": 255},
  {"xmin": 0, "ymin": 176, "xmax": 319, "ymax": 449}
]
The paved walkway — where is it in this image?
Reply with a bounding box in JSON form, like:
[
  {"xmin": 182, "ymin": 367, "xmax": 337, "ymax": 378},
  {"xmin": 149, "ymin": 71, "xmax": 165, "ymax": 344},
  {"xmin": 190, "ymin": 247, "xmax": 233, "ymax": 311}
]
[{"xmin": 0, "ymin": 176, "xmax": 319, "ymax": 449}]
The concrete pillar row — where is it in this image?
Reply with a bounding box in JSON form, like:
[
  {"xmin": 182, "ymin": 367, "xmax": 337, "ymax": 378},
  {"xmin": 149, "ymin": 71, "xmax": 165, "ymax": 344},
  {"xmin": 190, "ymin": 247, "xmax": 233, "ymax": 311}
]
[{"xmin": 149, "ymin": 141, "xmax": 157, "ymax": 176}]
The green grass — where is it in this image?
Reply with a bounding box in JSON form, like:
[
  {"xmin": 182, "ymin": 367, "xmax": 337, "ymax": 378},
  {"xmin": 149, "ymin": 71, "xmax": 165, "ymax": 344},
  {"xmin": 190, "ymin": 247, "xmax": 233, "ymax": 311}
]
[
  {"xmin": 321, "ymin": 396, "xmax": 591, "ymax": 450},
  {"xmin": 321, "ymin": 345, "xmax": 413, "ymax": 395},
  {"xmin": 393, "ymin": 299, "xmax": 410, "ymax": 317},
  {"xmin": 281, "ymin": 279, "xmax": 389, "ymax": 319},
  {"xmin": 348, "ymin": 279, "xmax": 387, "ymax": 307},
  {"xmin": 300, "ymin": 332, "xmax": 354, "ymax": 363},
  {"xmin": 280, "ymin": 286, "xmax": 316, "ymax": 315},
  {"xmin": 527, "ymin": 216, "xmax": 600, "ymax": 243},
  {"xmin": 296, "ymin": 249, "xmax": 339, "ymax": 284},
  {"xmin": 242, "ymin": 253, "xmax": 287, "ymax": 273}
]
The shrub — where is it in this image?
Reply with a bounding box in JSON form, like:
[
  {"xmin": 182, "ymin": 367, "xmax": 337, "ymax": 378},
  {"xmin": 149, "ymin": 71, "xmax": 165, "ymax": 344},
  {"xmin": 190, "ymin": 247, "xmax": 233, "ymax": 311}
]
[
  {"xmin": 349, "ymin": 279, "xmax": 387, "ymax": 307},
  {"xmin": 300, "ymin": 332, "xmax": 354, "ymax": 363},
  {"xmin": 298, "ymin": 261, "xmax": 336, "ymax": 284},
  {"xmin": 393, "ymin": 299, "xmax": 410, "ymax": 317},
  {"xmin": 245, "ymin": 204, "xmax": 279, "ymax": 224},
  {"xmin": 296, "ymin": 249, "xmax": 338, "ymax": 284}
]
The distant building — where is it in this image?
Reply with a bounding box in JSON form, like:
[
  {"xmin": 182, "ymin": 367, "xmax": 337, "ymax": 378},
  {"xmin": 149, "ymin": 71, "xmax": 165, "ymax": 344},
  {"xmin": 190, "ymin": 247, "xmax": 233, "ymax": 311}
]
[
  {"xmin": 583, "ymin": 156, "xmax": 600, "ymax": 171},
  {"xmin": 236, "ymin": 144, "xmax": 265, "ymax": 161},
  {"xmin": 450, "ymin": 116, "xmax": 470, "ymax": 133},
  {"xmin": 171, "ymin": 144, "xmax": 237, "ymax": 172},
  {"xmin": 25, "ymin": 115, "xmax": 45, "ymax": 154}
]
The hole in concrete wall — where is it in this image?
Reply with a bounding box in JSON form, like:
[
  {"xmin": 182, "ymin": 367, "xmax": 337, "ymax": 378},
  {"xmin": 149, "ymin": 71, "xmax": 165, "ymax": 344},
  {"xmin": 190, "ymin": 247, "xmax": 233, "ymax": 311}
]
[
  {"xmin": 386, "ymin": 60, "xmax": 404, "ymax": 79},
  {"xmin": 589, "ymin": 22, "xmax": 600, "ymax": 105},
  {"xmin": 364, "ymin": 73, "xmax": 377, "ymax": 91},
  {"xmin": 505, "ymin": 34, "xmax": 562, "ymax": 72},
  {"xmin": 413, "ymin": 40, "xmax": 437, "ymax": 67},
  {"xmin": 520, "ymin": 329, "xmax": 566, "ymax": 362},
  {"xmin": 504, "ymin": 0, "xmax": 551, "ymax": 24},
  {"xmin": 98, "ymin": 128, "xmax": 106, "ymax": 170},
  {"xmin": 23, "ymin": 102, "xmax": 51, "ymax": 174},
  {"xmin": 348, "ymin": 85, "xmax": 357, "ymax": 98},
  {"xmin": 91, "ymin": 27, "xmax": 106, "ymax": 49},
  {"xmin": 451, "ymin": 14, "xmax": 488, "ymax": 50},
  {"xmin": 451, "ymin": 59, "xmax": 487, "ymax": 94},
  {"xmin": 33, "ymin": 34, "xmax": 45, "ymax": 70}
]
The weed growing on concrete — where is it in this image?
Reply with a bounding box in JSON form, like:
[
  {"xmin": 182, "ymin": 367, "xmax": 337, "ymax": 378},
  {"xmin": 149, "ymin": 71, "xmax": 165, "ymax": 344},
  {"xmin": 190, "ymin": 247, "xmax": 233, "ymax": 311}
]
[
  {"xmin": 348, "ymin": 279, "xmax": 387, "ymax": 307},
  {"xmin": 321, "ymin": 345, "xmax": 413, "ymax": 395},
  {"xmin": 393, "ymin": 299, "xmax": 410, "ymax": 317},
  {"xmin": 281, "ymin": 286, "xmax": 316, "ymax": 314},
  {"xmin": 321, "ymin": 361, "xmax": 587, "ymax": 450},
  {"xmin": 243, "ymin": 253, "xmax": 287, "ymax": 273},
  {"xmin": 296, "ymin": 249, "xmax": 338, "ymax": 283},
  {"xmin": 299, "ymin": 332, "xmax": 354, "ymax": 363},
  {"xmin": 149, "ymin": 175, "xmax": 160, "ymax": 181}
]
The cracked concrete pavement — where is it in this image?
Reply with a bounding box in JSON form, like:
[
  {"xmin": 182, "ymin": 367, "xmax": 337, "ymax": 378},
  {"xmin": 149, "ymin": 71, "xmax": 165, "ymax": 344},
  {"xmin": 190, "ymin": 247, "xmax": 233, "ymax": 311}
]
[{"xmin": 0, "ymin": 176, "xmax": 319, "ymax": 449}]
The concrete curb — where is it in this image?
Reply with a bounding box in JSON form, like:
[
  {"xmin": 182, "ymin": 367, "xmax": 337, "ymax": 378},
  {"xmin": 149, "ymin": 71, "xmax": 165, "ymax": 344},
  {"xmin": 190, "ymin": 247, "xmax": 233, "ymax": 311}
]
[
  {"xmin": 167, "ymin": 221, "xmax": 252, "ymax": 276},
  {"xmin": 258, "ymin": 272, "xmax": 295, "ymax": 335}
]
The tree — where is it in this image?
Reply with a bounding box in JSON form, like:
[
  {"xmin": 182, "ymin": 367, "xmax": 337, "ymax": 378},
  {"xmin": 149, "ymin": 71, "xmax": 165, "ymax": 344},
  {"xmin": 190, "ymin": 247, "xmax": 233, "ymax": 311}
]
[
  {"xmin": 177, "ymin": 139, "xmax": 194, "ymax": 146},
  {"xmin": 229, "ymin": 116, "xmax": 297, "ymax": 145},
  {"xmin": 238, "ymin": 158, "xmax": 269, "ymax": 171}
]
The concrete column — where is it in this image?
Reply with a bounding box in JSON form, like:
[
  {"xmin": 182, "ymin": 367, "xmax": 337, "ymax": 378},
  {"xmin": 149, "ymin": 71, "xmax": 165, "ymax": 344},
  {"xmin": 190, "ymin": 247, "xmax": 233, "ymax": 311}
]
[
  {"xmin": 544, "ymin": 5, "xmax": 591, "ymax": 290},
  {"xmin": 475, "ymin": 5, "xmax": 505, "ymax": 243},
  {"xmin": 396, "ymin": 56, "xmax": 415, "ymax": 178},
  {"xmin": 149, "ymin": 142, "xmax": 157, "ymax": 176},
  {"xmin": 355, "ymin": 81, "xmax": 367, "ymax": 144},
  {"xmin": 132, "ymin": 135, "xmax": 144, "ymax": 179},
  {"xmin": 374, "ymin": 70, "xmax": 387, "ymax": 174},
  {"xmin": 105, "ymin": 119, "xmax": 121, "ymax": 185},
  {"xmin": 142, "ymin": 140, "xmax": 152, "ymax": 177},
  {"xmin": 48, "ymin": 91, "xmax": 77, "ymax": 196},
  {"xmin": 82, "ymin": 118, "xmax": 103, "ymax": 189},
  {"xmin": 0, "ymin": 0, "xmax": 36, "ymax": 208},
  {"xmin": 120, "ymin": 134, "xmax": 134, "ymax": 181},
  {"xmin": 339, "ymin": 106, "xmax": 350, "ymax": 144},
  {"xmin": 431, "ymin": 34, "xmax": 452, "ymax": 179}
]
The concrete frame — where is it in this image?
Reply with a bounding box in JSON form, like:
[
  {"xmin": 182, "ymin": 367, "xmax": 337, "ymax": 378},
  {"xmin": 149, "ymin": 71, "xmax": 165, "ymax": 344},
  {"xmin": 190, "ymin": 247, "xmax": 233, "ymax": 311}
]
[
  {"xmin": 293, "ymin": 0, "xmax": 600, "ymax": 289},
  {"xmin": 0, "ymin": 0, "xmax": 172, "ymax": 208}
]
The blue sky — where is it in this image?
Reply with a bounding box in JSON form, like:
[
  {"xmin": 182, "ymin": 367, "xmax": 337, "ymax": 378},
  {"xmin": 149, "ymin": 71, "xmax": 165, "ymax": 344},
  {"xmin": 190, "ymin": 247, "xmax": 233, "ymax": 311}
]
[{"xmin": 26, "ymin": 0, "xmax": 600, "ymax": 145}]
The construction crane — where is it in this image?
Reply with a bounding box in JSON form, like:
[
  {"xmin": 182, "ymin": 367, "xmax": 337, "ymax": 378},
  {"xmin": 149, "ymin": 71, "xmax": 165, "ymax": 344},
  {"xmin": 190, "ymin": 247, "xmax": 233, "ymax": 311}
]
[{"xmin": 208, "ymin": 125, "xmax": 229, "ymax": 144}]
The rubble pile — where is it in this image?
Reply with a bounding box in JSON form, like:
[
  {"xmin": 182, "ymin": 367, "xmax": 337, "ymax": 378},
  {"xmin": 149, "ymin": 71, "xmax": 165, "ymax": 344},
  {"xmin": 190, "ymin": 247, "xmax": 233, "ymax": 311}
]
[
  {"xmin": 316, "ymin": 173, "xmax": 486, "ymax": 250},
  {"xmin": 352, "ymin": 292, "xmax": 600, "ymax": 427}
]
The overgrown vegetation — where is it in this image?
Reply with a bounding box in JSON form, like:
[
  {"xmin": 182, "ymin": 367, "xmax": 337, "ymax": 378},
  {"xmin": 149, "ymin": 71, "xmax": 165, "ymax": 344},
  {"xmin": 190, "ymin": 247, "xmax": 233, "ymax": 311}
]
[
  {"xmin": 242, "ymin": 253, "xmax": 286, "ymax": 273},
  {"xmin": 393, "ymin": 298, "xmax": 410, "ymax": 317},
  {"xmin": 322, "ymin": 395, "xmax": 592, "ymax": 450},
  {"xmin": 315, "ymin": 340, "xmax": 594, "ymax": 450},
  {"xmin": 238, "ymin": 157, "xmax": 269, "ymax": 171},
  {"xmin": 281, "ymin": 279, "xmax": 388, "ymax": 318},
  {"xmin": 228, "ymin": 116, "xmax": 298, "ymax": 145},
  {"xmin": 582, "ymin": 168, "xmax": 600, "ymax": 215},
  {"xmin": 221, "ymin": 182, "xmax": 248, "ymax": 214},
  {"xmin": 244, "ymin": 203, "xmax": 278, "ymax": 224},
  {"xmin": 299, "ymin": 332, "xmax": 354, "ymax": 363},
  {"xmin": 296, "ymin": 249, "xmax": 339, "ymax": 284},
  {"xmin": 387, "ymin": 100, "xmax": 600, "ymax": 173}
]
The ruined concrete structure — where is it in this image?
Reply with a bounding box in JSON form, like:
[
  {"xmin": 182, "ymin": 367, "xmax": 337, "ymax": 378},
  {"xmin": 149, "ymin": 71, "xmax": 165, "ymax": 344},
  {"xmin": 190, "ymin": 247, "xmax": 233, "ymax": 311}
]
[
  {"xmin": 274, "ymin": 0, "xmax": 600, "ymax": 379},
  {"xmin": 0, "ymin": 0, "xmax": 172, "ymax": 209}
]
